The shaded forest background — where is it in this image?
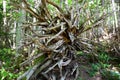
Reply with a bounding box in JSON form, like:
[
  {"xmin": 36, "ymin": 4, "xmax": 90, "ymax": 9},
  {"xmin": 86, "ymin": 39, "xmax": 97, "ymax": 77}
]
[{"xmin": 0, "ymin": 0, "xmax": 120, "ymax": 80}]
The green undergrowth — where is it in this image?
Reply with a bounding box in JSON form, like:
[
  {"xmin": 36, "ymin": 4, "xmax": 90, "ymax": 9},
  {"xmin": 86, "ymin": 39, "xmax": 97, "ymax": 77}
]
[
  {"xmin": 0, "ymin": 48, "xmax": 22, "ymax": 80},
  {"xmin": 77, "ymin": 49, "xmax": 120, "ymax": 80}
]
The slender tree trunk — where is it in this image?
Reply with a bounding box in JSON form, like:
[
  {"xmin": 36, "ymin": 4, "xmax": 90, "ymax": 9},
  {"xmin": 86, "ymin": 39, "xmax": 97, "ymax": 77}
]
[
  {"xmin": 111, "ymin": 0, "xmax": 118, "ymax": 33},
  {"xmin": 3, "ymin": 0, "xmax": 6, "ymax": 26},
  {"xmin": 3, "ymin": 0, "xmax": 10, "ymax": 47},
  {"xmin": 13, "ymin": 21, "xmax": 17, "ymax": 49},
  {"xmin": 16, "ymin": 2, "xmax": 26, "ymax": 56}
]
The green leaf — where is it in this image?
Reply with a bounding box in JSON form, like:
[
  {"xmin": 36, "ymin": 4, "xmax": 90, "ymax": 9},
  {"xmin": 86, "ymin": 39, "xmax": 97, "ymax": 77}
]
[{"xmin": 0, "ymin": 68, "xmax": 9, "ymax": 79}]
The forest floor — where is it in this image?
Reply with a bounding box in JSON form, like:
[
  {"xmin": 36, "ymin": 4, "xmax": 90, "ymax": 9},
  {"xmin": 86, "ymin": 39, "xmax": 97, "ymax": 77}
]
[
  {"xmin": 76, "ymin": 53, "xmax": 120, "ymax": 80},
  {"xmin": 0, "ymin": 46, "xmax": 120, "ymax": 80}
]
